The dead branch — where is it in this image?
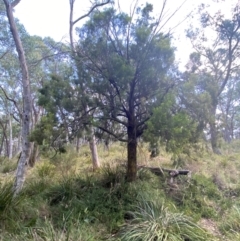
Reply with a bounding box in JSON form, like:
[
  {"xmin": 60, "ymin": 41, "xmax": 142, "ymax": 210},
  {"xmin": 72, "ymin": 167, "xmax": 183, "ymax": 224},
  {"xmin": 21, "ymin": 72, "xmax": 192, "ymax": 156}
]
[{"xmin": 138, "ymin": 165, "xmax": 190, "ymax": 177}]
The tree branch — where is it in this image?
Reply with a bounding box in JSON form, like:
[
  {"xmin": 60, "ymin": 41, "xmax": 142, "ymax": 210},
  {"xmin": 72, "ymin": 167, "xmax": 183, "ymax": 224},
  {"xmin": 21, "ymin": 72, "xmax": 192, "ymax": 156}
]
[
  {"xmin": 0, "ymin": 85, "xmax": 22, "ymax": 117},
  {"xmin": 69, "ymin": 0, "xmax": 111, "ymax": 50},
  {"xmin": 73, "ymin": 0, "xmax": 111, "ymax": 25},
  {"xmin": 97, "ymin": 126, "xmax": 127, "ymax": 142},
  {"xmin": 11, "ymin": 0, "xmax": 21, "ymax": 8},
  {"xmin": 0, "ymin": 51, "xmax": 9, "ymax": 60}
]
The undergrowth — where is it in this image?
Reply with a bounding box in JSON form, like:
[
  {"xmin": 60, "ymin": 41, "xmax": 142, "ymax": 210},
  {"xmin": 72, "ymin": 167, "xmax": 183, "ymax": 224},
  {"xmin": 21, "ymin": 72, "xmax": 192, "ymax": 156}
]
[{"xmin": 0, "ymin": 141, "xmax": 240, "ymax": 240}]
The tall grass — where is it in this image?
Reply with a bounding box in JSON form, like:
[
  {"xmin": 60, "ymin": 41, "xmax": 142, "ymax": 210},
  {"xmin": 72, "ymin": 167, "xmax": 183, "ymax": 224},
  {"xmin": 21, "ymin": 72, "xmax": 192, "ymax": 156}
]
[
  {"xmin": 0, "ymin": 181, "xmax": 26, "ymax": 231},
  {"xmin": 0, "ymin": 220, "xmax": 98, "ymax": 241},
  {"xmin": 219, "ymin": 205, "xmax": 240, "ymax": 238}
]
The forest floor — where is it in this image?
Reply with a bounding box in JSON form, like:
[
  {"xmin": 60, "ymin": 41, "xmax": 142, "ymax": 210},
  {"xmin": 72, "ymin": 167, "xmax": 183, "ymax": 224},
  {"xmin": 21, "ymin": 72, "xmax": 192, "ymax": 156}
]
[{"xmin": 0, "ymin": 141, "xmax": 240, "ymax": 240}]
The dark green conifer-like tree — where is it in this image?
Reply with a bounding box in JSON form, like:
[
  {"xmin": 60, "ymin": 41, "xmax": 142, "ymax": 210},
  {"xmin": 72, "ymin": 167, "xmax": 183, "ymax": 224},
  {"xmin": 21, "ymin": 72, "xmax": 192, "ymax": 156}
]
[{"xmin": 76, "ymin": 4, "xmax": 175, "ymax": 181}]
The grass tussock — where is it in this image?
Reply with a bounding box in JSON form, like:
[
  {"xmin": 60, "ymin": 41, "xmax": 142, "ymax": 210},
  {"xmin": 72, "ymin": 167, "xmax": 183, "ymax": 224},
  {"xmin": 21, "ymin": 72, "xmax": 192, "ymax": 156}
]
[{"xmin": 119, "ymin": 197, "xmax": 213, "ymax": 241}]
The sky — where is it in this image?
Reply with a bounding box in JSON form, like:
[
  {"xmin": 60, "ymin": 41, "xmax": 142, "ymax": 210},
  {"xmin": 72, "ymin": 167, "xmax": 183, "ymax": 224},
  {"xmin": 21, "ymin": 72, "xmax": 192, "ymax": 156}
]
[{"xmin": 14, "ymin": 0, "xmax": 237, "ymax": 68}]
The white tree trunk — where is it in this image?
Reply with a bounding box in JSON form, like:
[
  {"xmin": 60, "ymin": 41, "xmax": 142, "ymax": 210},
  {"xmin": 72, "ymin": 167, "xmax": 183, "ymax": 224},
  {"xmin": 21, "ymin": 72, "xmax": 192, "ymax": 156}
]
[
  {"xmin": 3, "ymin": 0, "xmax": 32, "ymax": 194},
  {"xmin": 89, "ymin": 129, "xmax": 100, "ymax": 171}
]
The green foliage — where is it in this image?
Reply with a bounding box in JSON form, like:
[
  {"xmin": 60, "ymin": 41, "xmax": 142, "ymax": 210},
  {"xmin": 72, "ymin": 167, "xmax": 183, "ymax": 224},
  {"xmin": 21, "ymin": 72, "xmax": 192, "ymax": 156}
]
[
  {"xmin": 29, "ymin": 114, "xmax": 55, "ymax": 145},
  {"xmin": 35, "ymin": 73, "xmax": 91, "ymax": 153},
  {"xmin": 119, "ymin": 197, "xmax": 213, "ymax": 241},
  {"xmin": 76, "ymin": 3, "xmax": 175, "ymax": 145},
  {"xmin": 30, "ymin": 113, "xmax": 67, "ymax": 154},
  {"xmin": 144, "ymin": 94, "xmax": 199, "ymax": 155}
]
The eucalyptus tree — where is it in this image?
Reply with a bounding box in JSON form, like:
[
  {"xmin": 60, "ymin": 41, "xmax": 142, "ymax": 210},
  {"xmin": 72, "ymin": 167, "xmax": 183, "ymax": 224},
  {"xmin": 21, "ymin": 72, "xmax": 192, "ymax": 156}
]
[
  {"xmin": 218, "ymin": 77, "xmax": 237, "ymax": 142},
  {"xmin": 75, "ymin": 3, "xmax": 175, "ymax": 181},
  {"xmin": 3, "ymin": 0, "xmax": 32, "ymax": 194},
  {"xmin": 24, "ymin": 35, "xmax": 71, "ymax": 166},
  {"xmin": 217, "ymin": 73, "xmax": 240, "ymax": 142},
  {"xmin": 0, "ymin": 1, "xmax": 21, "ymax": 159},
  {"xmin": 184, "ymin": 2, "xmax": 240, "ymax": 153}
]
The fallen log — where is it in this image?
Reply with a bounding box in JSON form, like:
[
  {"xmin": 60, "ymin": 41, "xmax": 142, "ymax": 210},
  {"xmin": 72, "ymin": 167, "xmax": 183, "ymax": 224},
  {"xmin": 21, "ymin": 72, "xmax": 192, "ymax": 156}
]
[{"xmin": 138, "ymin": 166, "xmax": 190, "ymax": 178}]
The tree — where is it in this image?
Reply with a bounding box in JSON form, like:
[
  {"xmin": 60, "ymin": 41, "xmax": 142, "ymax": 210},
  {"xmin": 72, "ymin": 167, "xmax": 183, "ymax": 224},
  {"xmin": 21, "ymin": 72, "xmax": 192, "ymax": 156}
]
[
  {"xmin": 69, "ymin": 0, "xmax": 111, "ymax": 50},
  {"xmin": 3, "ymin": 0, "xmax": 32, "ymax": 194},
  {"xmin": 69, "ymin": 0, "xmax": 111, "ymax": 170},
  {"xmin": 76, "ymin": 3, "xmax": 175, "ymax": 181},
  {"xmin": 143, "ymin": 93, "xmax": 200, "ymax": 159},
  {"xmin": 184, "ymin": 2, "xmax": 240, "ymax": 153},
  {"xmin": 216, "ymin": 73, "xmax": 240, "ymax": 142},
  {"xmin": 0, "ymin": 1, "xmax": 21, "ymax": 159},
  {"xmin": 36, "ymin": 74, "xmax": 81, "ymax": 153}
]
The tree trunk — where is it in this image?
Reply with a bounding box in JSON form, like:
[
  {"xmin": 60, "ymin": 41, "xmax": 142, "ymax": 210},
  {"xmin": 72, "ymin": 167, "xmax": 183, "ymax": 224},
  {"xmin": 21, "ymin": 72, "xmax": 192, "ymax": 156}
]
[
  {"xmin": 89, "ymin": 129, "xmax": 100, "ymax": 171},
  {"xmin": 28, "ymin": 142, "xmax": 39, "ymax": 167},
  {"xmin": 0, "ymin": 120, "xmax": 9, "ymax": 157},
  {"xmin": 210, "ymin": 122, "xmax": 218, "ymax": 151},
  {"xmin": 210, "ymin": 116, "xmax": 221, "ymax": 155},
  {"xmin": 3, "ymin": 0, "xmax": 32, "ymax": 194},
  {"xmin": 126, "ymin": 124, "xmax": 137, "ymax": 182},
  {"xmin": 104, "ymin": 138, "xmax": 110, "ymax": 153},
  {"xmin": 0, "ymin": 133, "xmax": 4, "ymax": 156},
  {"xmin": 8, "ymin": 113, "xmax": 13, "ymax": 159},
  {"xmin": 223, "ymin": 125, "xmax": 231, "ymax": 143}
]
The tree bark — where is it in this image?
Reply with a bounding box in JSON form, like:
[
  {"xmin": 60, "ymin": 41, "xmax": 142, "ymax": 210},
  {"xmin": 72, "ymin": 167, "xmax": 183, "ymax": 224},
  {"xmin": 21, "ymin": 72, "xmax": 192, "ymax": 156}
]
[
  {"xmin": 28, "ymin": 142, "xmax": 39, "ymax": 167},
  {"xmin": 0, "ymin": 120, "xmax": 9, "ymax": 157},
  {"xmin": 89, "ymin": 128, "xmax": 100, "ymax": 171},
  {"xmin": 210, "ymin": 123, "xmax": 221, "ymax": 154},
  {"xmin": 126, "ymin": 124, "xmax": 137, "ymax": 182},
  {"xmin": 3, "ymin": 0, "xmax": 32, "ymax": 194}
]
